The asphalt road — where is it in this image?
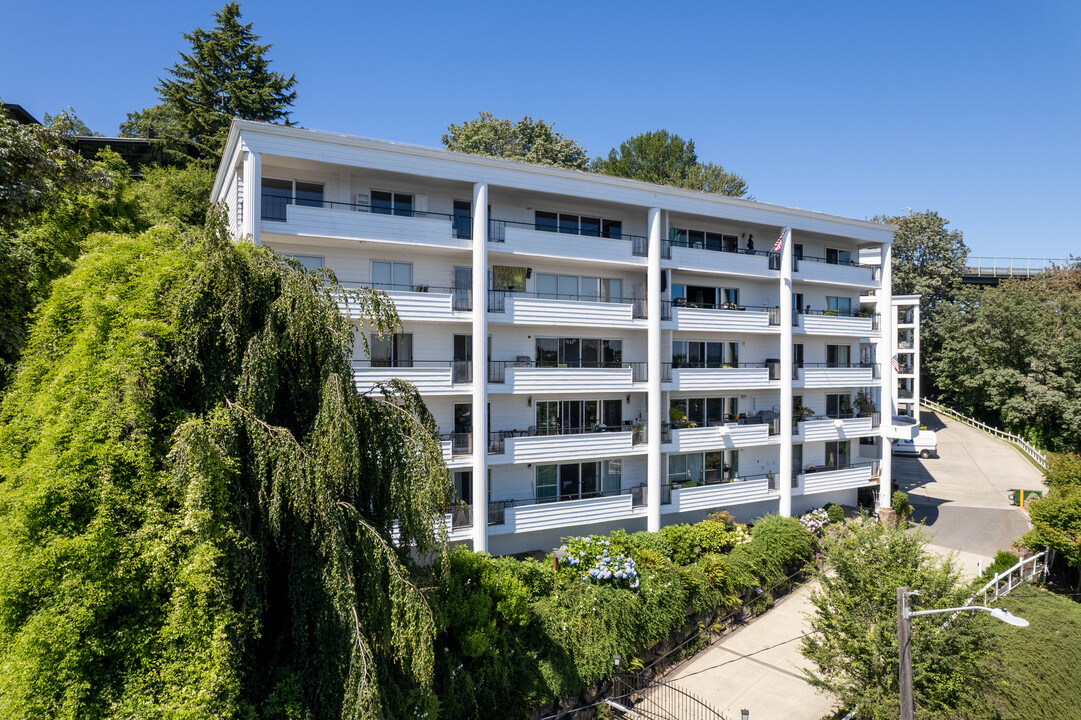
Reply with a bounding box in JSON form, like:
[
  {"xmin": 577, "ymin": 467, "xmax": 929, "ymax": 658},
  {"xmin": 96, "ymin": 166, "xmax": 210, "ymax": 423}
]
[{"xmin": 893, "ymin": 409, "xmax": 1039, "ymax": 568}]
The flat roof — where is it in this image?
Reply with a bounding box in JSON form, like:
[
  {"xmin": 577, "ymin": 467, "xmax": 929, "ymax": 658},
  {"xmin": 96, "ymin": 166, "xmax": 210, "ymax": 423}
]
[{"xmin": 216, "ymin": 119, "xmax": 897, "ymax": 243}]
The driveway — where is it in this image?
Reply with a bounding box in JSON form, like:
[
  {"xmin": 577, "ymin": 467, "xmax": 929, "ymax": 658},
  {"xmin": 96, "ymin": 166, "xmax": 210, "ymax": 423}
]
[
  {"xmin": 893, "ymin": 409, "xmax": 1039, "ymax": 572},
  {"xmin": 666, "ymin": 407, "xmax": 1043, "ymax": 718}
]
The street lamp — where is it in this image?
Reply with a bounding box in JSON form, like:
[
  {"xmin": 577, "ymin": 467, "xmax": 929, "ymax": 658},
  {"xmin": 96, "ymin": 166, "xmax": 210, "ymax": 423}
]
[{"xmin": 896, "ymin": 586, "xmax": 1028, "ymax": 720}]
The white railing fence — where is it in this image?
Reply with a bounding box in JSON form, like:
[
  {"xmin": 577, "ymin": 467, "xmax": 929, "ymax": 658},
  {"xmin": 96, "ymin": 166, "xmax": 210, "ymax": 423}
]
[
  {"xmin": 921, "ymin": 399, "xmax": 1048, "ymax": 470},
  {"xmin": 970, "ymin": 550, "xmax": 1050, "ymax": 606}
]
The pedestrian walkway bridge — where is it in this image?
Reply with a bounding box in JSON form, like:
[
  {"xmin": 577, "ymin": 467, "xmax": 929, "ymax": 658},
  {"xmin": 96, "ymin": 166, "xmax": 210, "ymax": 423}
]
[{"xmin": 962, "ymin": 257, "xmax": 1071, "ymax": 285}]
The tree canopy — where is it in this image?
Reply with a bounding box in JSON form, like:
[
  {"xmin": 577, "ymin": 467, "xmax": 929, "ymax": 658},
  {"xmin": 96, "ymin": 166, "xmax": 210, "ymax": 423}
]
[
  {"xmin": 0, "ymin": 209, "xmax": 449, "ymax": 718},
  {"xmin": 876, "ymin": 210, "xmax": 969, "ymax": 319},
  {"xmin": 801, "ymin": 517, "xmax": 993, "ymax": 719},
  {"xmin": 592, "ymin": 130, "xmax": 749, "ymax": 198},
  {"xmin": 125, "ymin": 2, "xmax": 297, "ymax": 161},
  {"xmin": 930, "ymin": 266, "xmax": 1081, "ymax": 452},
  {"xmin": 441, "ymin": 112, "xmax": 590, "ymax": 170}
]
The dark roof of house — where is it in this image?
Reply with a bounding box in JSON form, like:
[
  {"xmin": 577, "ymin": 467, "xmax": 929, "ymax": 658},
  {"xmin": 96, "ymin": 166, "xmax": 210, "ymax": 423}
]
[{"xmin": 2, "ymin": 103, "xmax": 41, "ymax": 125}]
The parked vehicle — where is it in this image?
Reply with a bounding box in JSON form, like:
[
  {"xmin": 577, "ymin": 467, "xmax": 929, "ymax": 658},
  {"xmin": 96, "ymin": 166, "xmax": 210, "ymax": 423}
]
[{"xmin": 893, "ymin": 430, "xmax": 938, "ymax": 459}]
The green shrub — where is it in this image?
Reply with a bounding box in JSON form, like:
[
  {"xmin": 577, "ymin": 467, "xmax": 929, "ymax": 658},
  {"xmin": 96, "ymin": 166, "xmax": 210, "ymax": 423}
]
[
  {"xmin": 660, "ymin": 524, "xmax": 697, "ymax": 565},
  {"xmin": 892, "ymin": 491, "xmax": 912, "ymax": 517},
  {"xmin": 982, "ymin": 551, "xmax": 1020, "ymax": 580},
  {"xmin": 825, "ymin": 504, "xmax": 845, "ymax": 525},
  {"xmin": 628, "ymin": 530, "xmax": 672, "ymax": 561}
]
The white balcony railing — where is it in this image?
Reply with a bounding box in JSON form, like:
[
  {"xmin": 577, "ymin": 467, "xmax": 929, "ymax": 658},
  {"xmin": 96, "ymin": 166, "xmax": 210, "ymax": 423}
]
[
  {"xmin": 491, "ymin": 429, "xmax": 642, "ymax": 465},
  {"xmin": 353, "ymin": 361, "xmax": 471, "ymax": 396},
  {"xmin": 666, "ymin": 423, "xmax": 772, "ymax": 452},
  {"xmin": 498, "ymin": 493, "xmax": 637, "ymax": 534},
  {"xmin": 797, "ymin": 364, "xmax": 876, "ymax": 388},
  {"xmin": 798, "ymin": 463, "xmax": 875, "ymax": 495},
  {"xmin": 265, "ymin": 203, "xmax": 470, "ymax": 250},
  {"xmin": 664, "ymin": 477, "xmax": 773, "ymax": 514},
  {"xmin": 796, "ymin": 260, "xmax": 877, "ymax": 286},
  {"xmin": 666, "ymin": 305, "xmax": 775, "ymax": 333},
  {"xmin": 797, "ymin": 415, "xmax": 875, "ymax": 442},
  {"xmin": 801, "ymin": 313, "xmax": 875, "ymax": 335},
  {"xmin": 491, "ymin": 294, "xmax": 643, "ymax": 329},
  {"xmin": 488, "ymin": 361, "xmax": 646, "ymax": 394},
  {"xmin": 666, "ymin": 365, "xmax": 773, "ymax": 391}
]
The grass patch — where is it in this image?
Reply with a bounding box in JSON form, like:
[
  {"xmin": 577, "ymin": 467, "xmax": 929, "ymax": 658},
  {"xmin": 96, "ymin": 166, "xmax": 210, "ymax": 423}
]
[{"xmin": 981, "ymin": 589, "xmax": 1081, "ymax": 719}]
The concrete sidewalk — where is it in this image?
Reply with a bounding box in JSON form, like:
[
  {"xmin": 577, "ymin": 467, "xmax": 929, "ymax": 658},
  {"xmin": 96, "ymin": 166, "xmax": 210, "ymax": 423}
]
[{"xmin": 666, "ymin": 582, "xmax": 835, "ymax": 720}]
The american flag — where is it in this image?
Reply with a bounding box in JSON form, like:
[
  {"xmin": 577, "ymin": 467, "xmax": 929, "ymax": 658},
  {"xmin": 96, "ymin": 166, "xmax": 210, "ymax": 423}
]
[
  {"xmin": 891, "ymin": 355, "xmax": 901, "ymax": 373},
  {"xmin": 773, "ymin": 227, "xmax": 789, "ymax": 252}
]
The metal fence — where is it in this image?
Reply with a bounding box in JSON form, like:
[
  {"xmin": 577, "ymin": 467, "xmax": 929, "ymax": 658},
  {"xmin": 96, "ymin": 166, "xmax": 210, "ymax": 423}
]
[
  {"xmin": 965, "ymin": 257, "xmax": 1070, "ymax": 278},
  {"xmin": 604, "ymin": 673, "xmax": 729, "ymax": 719},
  {"xmin": 921, "ymin": 399, "xmax": 1048, "ymax": 469}
]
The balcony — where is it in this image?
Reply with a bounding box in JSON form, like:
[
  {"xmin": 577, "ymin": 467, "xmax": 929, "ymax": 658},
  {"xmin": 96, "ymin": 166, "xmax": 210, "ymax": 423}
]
[
  {"xmin": 262, "ymin": 195, "xmax": 470, "ymax": 250},
  {"xmin": 665, "ymin": 240, "xmax": 776, "ymax": 277},
  {"xmin": 796, "ymin": 362, "xmax": 876, "ymax": 388},
  {"xmin": 664, "ymin": 420, "xmax": 775, "ymax": 452},
  {"xmin": 339, "ymin": 284, "xmax": 471, "ymax": 323},
  {"xmin": 353, "ymin": 360, "xmax": 471, "ymax": 395},
  {"xmin": 795, "ymin": 256, "xmax": 879, "ymax": 287},
  {"xmin": 663, "ymin": 475, "xmax": 774, "ymax": 514},
  {"xmin": 662, "ymin": 300, "xmax": 777, "ymax": 333},
  {"xmin": 663, "ymin": 362, "xmax": 774, "ymax": 391},
  {"xmin": 439, "ymin": 432, "xmax": 473, "ymax": 467},
  {"xmin": 798, "ymin": 462, "xmax": 877, "ymax": 495},
  {"xmin": 796, "ymin": 414, "xmax": 876, "ymax": 442},
  {"xmin": 488, "ymin": 290, "xmax": 646, "ymax": 328},
  {"xmin": 487, "ymin": 424, "xmax": 645, "ymax": 465},
  {"xmin": 800, "ymin": 309, "xmax": 877, "ymax": 336},
  {"xmin": 488, "ymin": 360, "xmax": 646, "ymax": 394},
  {"xmin": 489, "ymin": 218, "xmax": 647, "ymax": 266},
  {"xmin": 488, "ymin": 488, "xmax": 648, "ymax": 535}
]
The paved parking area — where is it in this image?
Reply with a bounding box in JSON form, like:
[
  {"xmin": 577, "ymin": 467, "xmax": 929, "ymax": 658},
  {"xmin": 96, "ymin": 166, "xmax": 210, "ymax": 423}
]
[{"xmin": 666, "ymin": 408, "xmax": 1043, "ymax": 717}]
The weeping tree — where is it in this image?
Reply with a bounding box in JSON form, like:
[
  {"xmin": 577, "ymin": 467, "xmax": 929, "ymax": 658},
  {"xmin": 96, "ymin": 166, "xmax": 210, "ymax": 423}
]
[{"xmin": 0, "ymin": 208, "xmax": 448, "ymax": 718}]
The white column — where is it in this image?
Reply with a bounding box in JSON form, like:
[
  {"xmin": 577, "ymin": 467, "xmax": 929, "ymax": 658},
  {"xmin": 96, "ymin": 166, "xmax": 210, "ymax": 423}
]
[
  {"xmin": 779, "ymin": 229, "xmax": 794, "ymax": 517},
  {"xmin": 647, "ymin": 208, "xmax": 663, "ymax": 532},
  {"xmin": 242, "ymin": 149, "xmax": 261, "ymax": 245},
  {"xmin": 879, "ymin": 243, "xmax": 894, "ymax": 509},
  {"xmin": 471, "ymin": 183, "xmax": 489, "ymax": 551},
  {"xmin": 911, "ymin": 304, "xmax": 921, "ymax": 412}
]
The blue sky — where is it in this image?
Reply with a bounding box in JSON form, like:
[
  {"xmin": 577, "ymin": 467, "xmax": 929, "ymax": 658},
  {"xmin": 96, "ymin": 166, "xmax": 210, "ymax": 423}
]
[{"xmin": 2, "ymin": 0, "xmax": 1078, "ymax": 258}]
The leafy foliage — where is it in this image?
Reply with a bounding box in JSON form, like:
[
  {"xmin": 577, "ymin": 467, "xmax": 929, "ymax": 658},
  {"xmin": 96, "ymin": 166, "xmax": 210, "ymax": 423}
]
[
  {"xmin": 0, "ymin": 101, "xmax": 98, "ymax": 226},
  {"xmin": 1043, "ymin": 452, "xmax": 1081, "ymax": 488},
  {"xmin": 930, "ymin": 266, "xmax": 1081, "ymax": 452},
  {"xmin": 434, "ymin": 514, "xmax": 813, "ymax": 718},
  {"xmin": 800, "ymin": 517, "xmax": 994, "ymax": 719},
  {"xmin": 876, "ymin": 210, "xmax": 969, "ymax": 319},
  {"xmin": 0, "ymin": 145, "xmax": 136, "ymax": 388},
  {"xmin": 592, "ymin": 130, "xmax": 749, "ymax": 197},
  {"xmin": 147, "ymin": 2, "xmax": 297, "ymax": 160},
  {"xmin": 0, "ymin": 210, "xmax": 449, "ymax": 718},
  {"xmin": 1020, "ymin": 484, "xmax": 1081, "ymax": 586},
  {"xmin": 441, "ymin": 112, "xmax": 590, "ymax": 170}
]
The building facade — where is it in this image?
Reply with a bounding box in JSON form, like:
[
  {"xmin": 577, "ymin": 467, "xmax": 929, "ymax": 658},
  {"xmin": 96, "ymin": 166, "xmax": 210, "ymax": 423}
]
[
  {"xmin": 892, "ymin": 296, "xmax": 921, "ymax": 417},
  {"xmin": 213, "ymin": 120, "xmax": 908, "ymax": 555}
]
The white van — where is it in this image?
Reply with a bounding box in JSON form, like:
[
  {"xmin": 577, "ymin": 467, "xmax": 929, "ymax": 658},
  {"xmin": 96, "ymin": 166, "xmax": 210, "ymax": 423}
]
[{"xmin": 893, "ymin": 430, "xmax": 938, "ymax": 459}]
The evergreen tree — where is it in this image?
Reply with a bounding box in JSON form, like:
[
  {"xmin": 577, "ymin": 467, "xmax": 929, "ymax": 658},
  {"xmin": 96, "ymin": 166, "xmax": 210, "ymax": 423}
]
[{"xmin": 155, "ymin": 2, "xmax": 297, "ymax": 160}]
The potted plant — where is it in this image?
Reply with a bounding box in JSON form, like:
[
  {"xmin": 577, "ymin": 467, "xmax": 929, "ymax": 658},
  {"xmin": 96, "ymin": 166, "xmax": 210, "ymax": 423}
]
[{"xmin": 854, "ymin": 391, "xmax": 875, "ymax": 417}]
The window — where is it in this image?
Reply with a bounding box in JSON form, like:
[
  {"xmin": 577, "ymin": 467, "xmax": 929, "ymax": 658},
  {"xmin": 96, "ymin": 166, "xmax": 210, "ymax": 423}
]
[
  {"xmin": 670, "ymin": 397, "xmax": 735, "ymax": 427},
  {"xmin": 793, "ymin": 292, "xmax": 804, "ymax": 314},
  {"xmin": 537, "ymin": 273, "xmax": 623, "ymax": 302},
  {"xmin": 826, "ymin": 393, "xmax": 852, "ymax": 418},
  {"xmin": 453, "ymin": 334, "xmax": 471, "ymax": 383},
  {"xmin": 453, "ymin": 470, "xmax": 472, "ymax": 505},
  {"xmin": 453, "ymin": 200, "xmax": 472, "ymax": 239},
  {"xmin": 793, "ymin": 343, "xmax": 804, "ymax": 368},
  {"xmin": 825, "ymin": 440, "xmax": 850, "ymax": 469},
  {"xmin": 537, "ymin": 461, "xmax": 620, "ymax": 502},
  {"xmin": 672, "ymin": 227, "xmax": 739, "ymax": 252},
  {"xmin": 536, "ymin": 337, "xmax": 621, "ymax": 366},
  {"xmin": 826, "ymin": 344, "xmax": 851, "ymax": 367},
  {"xmin": 535, "ymin": 211, "xmax": 623, "ymax": 238},
  {"xmin": 371, "ymin": 190, "xmax": 413, "ymax": 216},
  {"xmin": 536, "ymin": 464, "xmax": 557, "ymax": 503},
  {"xmin": 668, "ymin": 453, "xmax": 703, "ymax": 485},
  {"xmin": 705, "ymin": 450, "xmax": 737, "ymax": 483},
  {"xmin": 370, "ymin": 333, "xmax": 413, "ymax": 367},
  {"xmin": 372, "ymin": 261, "xmax": 412, "ymax": 290},
  {"xmin": 261, "ymin": 178, "xmax": 325, "ymax": 221},
  {"xmin": 826, "ymin": 296, "xmax": 852, "ymax": 315},
  {"xmin": 282, "ymin": 254, "xmax": 324, "ymax": 271},
  {"xmin": 671, "ymin": 341, "xmax": 737, "ymax": 368},
  {"xmin": 826, "ymin": 248, "xmax": 852, "ymax": 265},
  {"xmin": 722, "ymin": 288, "xmax": 740, "ymax": 307},
  {"xmin": 793, "ymin": 243, "xmax": 804, "ymax": 260}
]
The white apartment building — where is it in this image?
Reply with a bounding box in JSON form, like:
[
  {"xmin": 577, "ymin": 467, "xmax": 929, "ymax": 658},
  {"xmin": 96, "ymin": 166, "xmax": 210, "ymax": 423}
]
[
  {"xmin": 892, "ymin": 296, "xmax": 921, "ymax": 417},
  {"xmin": 213, "ymin": 120, "xmax": 916, "ymax": 555}
]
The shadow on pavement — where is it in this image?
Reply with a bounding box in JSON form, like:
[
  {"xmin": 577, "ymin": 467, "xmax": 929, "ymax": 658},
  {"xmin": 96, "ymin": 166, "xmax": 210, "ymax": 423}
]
[
  {"xmin": 919, "ymin": 410, "xmax": 947, "ymax": 432},
  {"xmin": 892, "ymin": 455, "xmax": 939, "ymax": 497}
]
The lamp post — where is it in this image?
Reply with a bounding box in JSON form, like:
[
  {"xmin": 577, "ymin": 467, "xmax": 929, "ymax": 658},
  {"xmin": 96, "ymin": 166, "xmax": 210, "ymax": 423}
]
[{"xmin": 896, "ymin": 586, "xmax": 1028, "ymax": 720}]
